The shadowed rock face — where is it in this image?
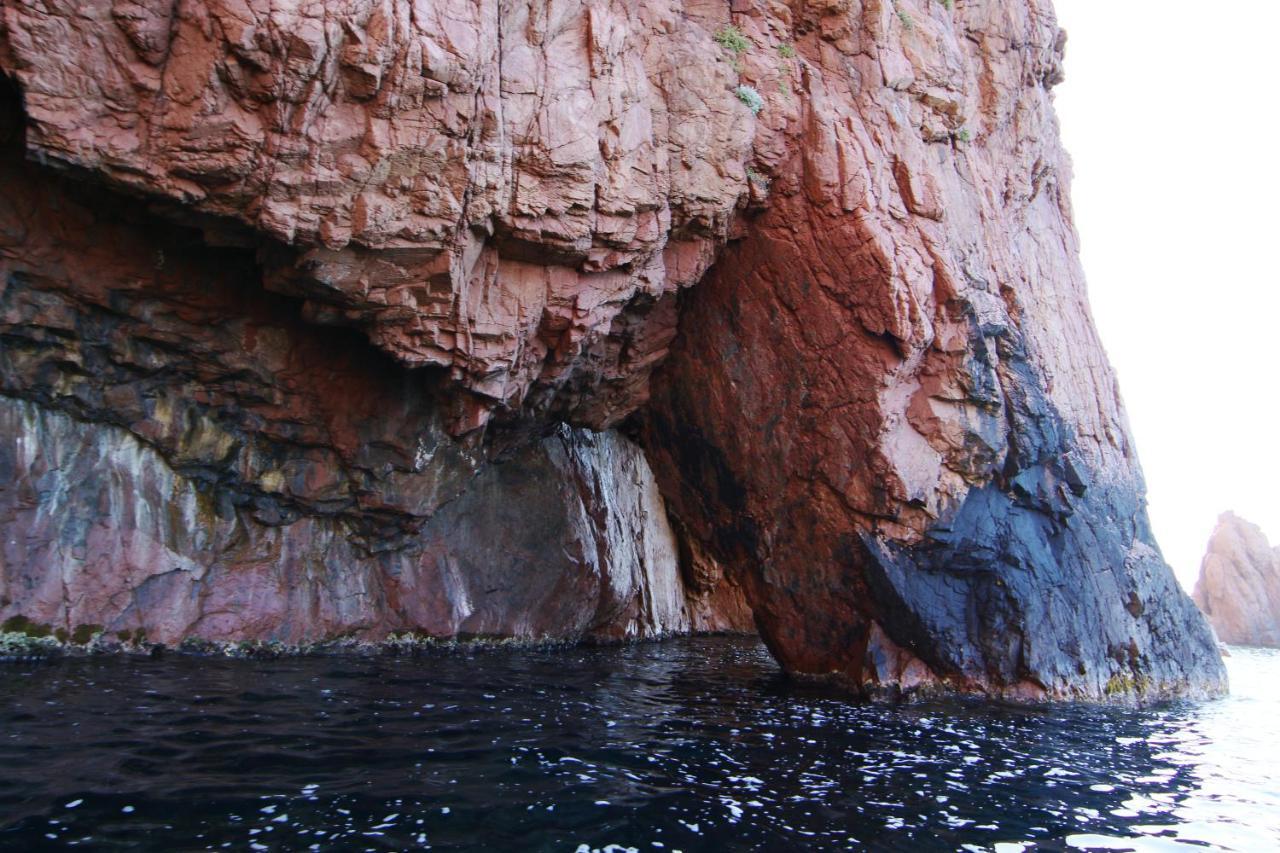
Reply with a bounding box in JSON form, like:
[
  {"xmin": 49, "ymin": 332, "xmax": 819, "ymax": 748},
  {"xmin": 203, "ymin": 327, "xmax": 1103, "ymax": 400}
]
[
  {"xmin": 1194, "ymin": 514, "xmax": 1280, "ymax": 648},
  {"xmin": 0, "ymin": 91, "xmax": 749, "ymax": 645},
  {"xmin": 0, "ymin": 1, "xmax": 1224, "ymax": 698},
  {"xmin": 0, "ymin": 396, "xmax": 746, "ymax": 644}
]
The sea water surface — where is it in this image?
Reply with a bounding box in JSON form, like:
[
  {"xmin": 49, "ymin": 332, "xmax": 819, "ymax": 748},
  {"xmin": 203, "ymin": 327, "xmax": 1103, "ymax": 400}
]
[{"xmin": 1, "ymin": 639, "xmax": 1276, "ymax": 851}]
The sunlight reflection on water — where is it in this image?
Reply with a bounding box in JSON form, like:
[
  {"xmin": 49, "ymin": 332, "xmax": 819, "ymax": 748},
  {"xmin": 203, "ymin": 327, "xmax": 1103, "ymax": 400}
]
[{"xmin": 0, "ymin": 641, "xmax": 1276, "ymax": 851}]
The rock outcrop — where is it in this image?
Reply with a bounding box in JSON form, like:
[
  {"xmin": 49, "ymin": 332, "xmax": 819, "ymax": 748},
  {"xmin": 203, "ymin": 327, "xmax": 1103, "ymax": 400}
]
[
  {"xmin": 0, "ymin": 111, "xmax": 749, "ymax": 644},
  {"xmin": 635, "ymin": 2, "xmax": 1226, "ymax": 701},
  {"xmin": 0, "ymin": 0, "xmax": 754, "ymax": 433},
  {"xmin": 0, "ymin": 0, "xmax": 1224, "ymax": 699},
  {"xmin": 1194, "ymin": 513, "xmax": 1280, "ymax": 648}
]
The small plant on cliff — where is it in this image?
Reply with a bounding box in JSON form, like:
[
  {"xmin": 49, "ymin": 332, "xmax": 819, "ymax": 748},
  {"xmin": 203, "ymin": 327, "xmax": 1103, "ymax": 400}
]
[
  {"xmin": 734, "ymin": 85, "xmax": 765, "ymax": 115},
  {"xmin": 714, "ymin": 25, "xmax": 751, "ymax": 56},
  {"xmin": 938, "ymin": 0, "xmax": 953, "ymax": 10},
  {"xmin": 955, "ymin": 127, "xmax": 972, "ymax": 143},
  {"xmin": 745, "ymin": 167, "xmax": 770, "ymax": 190},
  {"xmin": 896, "ymin": 6, "xmax": 916, "ymax": 31},
  {"xmin": 775, "ymin": 43, "xmax": 797, "ymax": 101}
]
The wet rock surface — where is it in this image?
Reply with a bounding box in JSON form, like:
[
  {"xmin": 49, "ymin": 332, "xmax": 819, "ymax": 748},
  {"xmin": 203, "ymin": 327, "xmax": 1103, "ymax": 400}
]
[
  {"xmin": 1194, "ymin": 513, "xmax": 1280, "ymax": 648},
  {"xmin": 0, "ymin": 395, "xmax": 747, "ymax": 645},
  {"xmin": 0, "ymin": 1, "xmax": 1224, "ymax": 698}
]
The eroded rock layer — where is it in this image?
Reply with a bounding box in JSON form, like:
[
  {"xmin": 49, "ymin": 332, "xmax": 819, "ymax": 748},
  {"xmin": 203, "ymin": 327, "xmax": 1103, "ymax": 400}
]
[
  {"xmin": 0, "ymin": 0, "xmax": 1225, "ymax": 698},
  {"xmin": 0, "ymin": 118, "xmax": 749, "ymax": 644},
  {"xmin": 0, "ymin": 0, "xmax": 757, "ymax": 433},
  {"xmin": 1, "ymin": 397, "xmax": 750, "ymax": 644},
  {"xmin": 1194, "ymin": 513, "xmax": 1280, "ymax": 648}
]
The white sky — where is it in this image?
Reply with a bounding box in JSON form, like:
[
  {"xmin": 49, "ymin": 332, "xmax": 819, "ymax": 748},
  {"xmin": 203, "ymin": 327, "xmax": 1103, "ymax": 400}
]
[{"xmin": 1052, "ymin": 0, "xmax": 1279, "ymax": 589}]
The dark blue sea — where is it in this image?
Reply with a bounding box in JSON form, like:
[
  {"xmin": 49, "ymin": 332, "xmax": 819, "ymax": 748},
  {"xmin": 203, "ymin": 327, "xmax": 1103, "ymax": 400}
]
[{"xmin": 1, "ymin": 638, "xmax": 1276, "ymax": 851}]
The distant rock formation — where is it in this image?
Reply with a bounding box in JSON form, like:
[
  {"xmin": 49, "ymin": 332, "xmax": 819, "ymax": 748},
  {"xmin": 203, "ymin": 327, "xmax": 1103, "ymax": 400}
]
[{"xmin": 1194, "ymin": 513, "xmax": 1280, "ymax": 647}]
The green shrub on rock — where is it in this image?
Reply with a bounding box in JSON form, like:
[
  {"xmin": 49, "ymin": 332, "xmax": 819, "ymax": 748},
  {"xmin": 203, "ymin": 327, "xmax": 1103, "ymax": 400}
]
[
  {"xmin": 735, "ymin": 85, "xmax": 764, "ymax": 115},
  {"xmin": 714, "ymin": 25, "xmax": 751, "ymax": 55}
]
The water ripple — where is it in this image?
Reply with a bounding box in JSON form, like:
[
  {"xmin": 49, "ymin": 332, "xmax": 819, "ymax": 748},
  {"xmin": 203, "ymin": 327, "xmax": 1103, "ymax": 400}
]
[{"xmin": 1, "ymin": 640, "xmax": 1276, "ymax": 851}]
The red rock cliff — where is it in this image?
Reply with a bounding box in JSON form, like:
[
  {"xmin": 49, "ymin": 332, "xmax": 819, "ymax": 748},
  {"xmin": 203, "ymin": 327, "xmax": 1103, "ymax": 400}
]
[{"xmin": 0, "ymin": 0, "xmax": 1224, "ymax": 699}]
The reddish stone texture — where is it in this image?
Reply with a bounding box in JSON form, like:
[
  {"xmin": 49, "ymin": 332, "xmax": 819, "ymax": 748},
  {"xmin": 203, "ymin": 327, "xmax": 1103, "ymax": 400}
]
[
  {"xmin": 638, "ymin": 1, "xmax": 1225, "ymax": 701},
  {"xmin": 0, "ymin": 1, "xmax": 1224, "ymax": 699},
  {"xmin": 0, "ymin": 0, "xmax": 756, "ymax": 432},
  {"xmin": 0, "ymin": 94, "xmax": 750, "ymax": 645},
  {"xmin": 1194, "ymin": 513, "xmax": 1280, "ymax": 648}
]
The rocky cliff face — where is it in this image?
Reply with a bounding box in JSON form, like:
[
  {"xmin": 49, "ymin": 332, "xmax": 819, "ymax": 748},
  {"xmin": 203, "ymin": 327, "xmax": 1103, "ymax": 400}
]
[
  {"xmin": 0, "ymin": 103, "xmax": 749, "ymax": 644},
  {"xmin": 1194, "ymin": 513, "xmax": 1280, "ymax": 648},
  {"xmin": 634, "ymin": 2, "xmax": 1226, "ymax": 701},
  {"xmin": 0, "ymin": 0, "xmax": 1224, "ymax": 699}
]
